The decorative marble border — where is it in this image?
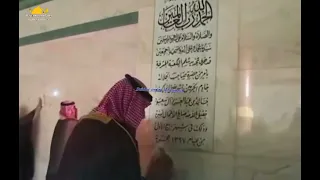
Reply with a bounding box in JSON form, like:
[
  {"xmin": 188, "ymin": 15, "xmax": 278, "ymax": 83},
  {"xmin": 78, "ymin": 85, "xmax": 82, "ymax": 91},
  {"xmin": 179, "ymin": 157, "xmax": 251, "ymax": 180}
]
[
  {"xmin": 19, "ymin": 11, "xmax": 139, "ymax": 47},
  {"xmin": 19, "ymin": 0, "xmax": 53, "ymax": 11}
]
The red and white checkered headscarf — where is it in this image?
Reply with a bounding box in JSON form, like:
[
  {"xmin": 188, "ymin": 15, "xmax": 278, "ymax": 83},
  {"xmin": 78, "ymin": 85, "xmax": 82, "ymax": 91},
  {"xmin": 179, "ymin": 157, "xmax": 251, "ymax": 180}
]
[
  {"xmin": 93, "ymin": 78, "xmax": 151, "ymax": 129},
  {"xmin": 59, "ymin": 101, "xmax": 78, "ymax": 120}
]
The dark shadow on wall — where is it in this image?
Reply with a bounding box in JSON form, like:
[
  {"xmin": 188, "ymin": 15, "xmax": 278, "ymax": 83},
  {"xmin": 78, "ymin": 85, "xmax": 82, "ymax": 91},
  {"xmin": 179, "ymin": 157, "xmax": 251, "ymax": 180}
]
[
  {"xmin": 19, "ymin": 98, "xmax": 42, "ymax": 180},
  {"xmin": 19, "ymin": 105, "xmax": 29, "ymax": 118}
]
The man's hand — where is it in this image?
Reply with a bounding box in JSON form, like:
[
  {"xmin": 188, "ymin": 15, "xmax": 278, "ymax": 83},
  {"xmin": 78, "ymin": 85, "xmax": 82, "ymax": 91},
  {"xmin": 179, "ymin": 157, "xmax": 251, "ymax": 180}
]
[{"xmin": 145, "ymin": 148, "xmax": 174, "ymax": 180}]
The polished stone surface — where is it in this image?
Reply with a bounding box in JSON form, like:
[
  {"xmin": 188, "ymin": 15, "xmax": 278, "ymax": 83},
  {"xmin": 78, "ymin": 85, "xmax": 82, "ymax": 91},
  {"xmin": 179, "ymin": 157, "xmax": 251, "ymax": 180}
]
[
  {"xmin": 234, "ymin": 157, "xmax": 300, "ymax": 180},
  {"xmin": 19, "ymin": 0, "xmax": 153, "ymax": 38},
  {"xmin": 20, "ymin": 24, "xmax": 139, "ymax": 179},
  {"xmin": 239, "ymin": 0, "xmax": 301, "ymax": 69},
  {"xmin": 236, "ymin": 68, "xmax": 300, "ymax": 158}
]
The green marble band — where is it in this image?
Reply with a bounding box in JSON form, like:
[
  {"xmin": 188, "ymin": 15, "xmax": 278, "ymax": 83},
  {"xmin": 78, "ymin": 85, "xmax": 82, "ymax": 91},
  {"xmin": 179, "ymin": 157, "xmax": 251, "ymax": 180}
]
[{"xmin": 19, "ymin": 0, "xmax": 53, "ymax": 11}]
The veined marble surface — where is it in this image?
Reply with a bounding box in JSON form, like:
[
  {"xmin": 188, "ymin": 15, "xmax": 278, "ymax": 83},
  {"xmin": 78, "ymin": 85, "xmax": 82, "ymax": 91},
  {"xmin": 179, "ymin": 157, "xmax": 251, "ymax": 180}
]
[
  {"xmin": 236, "ymin": 68, "xmax": 301, "ymax": 158},
  {"xmin": 239, "ymin": 0, "xmax": 301, "ymax": 69},
  {"xmin": 136, "ymin": 0, "xmax": 300, "ymax": 179},
  {"xmin": 235, "ymin": 157, "xmax": 300, "ymax": 180}
]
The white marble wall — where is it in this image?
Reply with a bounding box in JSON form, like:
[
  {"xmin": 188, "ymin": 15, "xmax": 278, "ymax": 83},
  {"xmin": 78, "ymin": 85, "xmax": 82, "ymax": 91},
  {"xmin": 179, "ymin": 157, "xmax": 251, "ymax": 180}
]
[
  {"xmin": 19, "ymin": 25, "xmax": 140, "ymax": 179},
  {"xmin": 19, "ymin": 0, "xmax": 153, "ymax": 38},
  {"xmin": 19, "ymin": 0, "xmax": 300, "ymax": 179},
  {"xmin": 138, "ymin": 0, "xmax": 300, "ymax": 179},
  {"xmin": 234, "ymin": 0, "xmax": 301, "ymax": 179}
]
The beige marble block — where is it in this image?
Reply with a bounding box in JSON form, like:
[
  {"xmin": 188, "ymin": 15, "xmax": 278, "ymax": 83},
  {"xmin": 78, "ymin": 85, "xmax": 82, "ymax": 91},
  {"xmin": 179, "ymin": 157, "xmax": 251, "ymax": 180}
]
[
  {"xmin": 19, "ymin": 0, "xmax": 154, "ymax": 38},
  {"xmin": 235, "ymin": 156, "xmax": 300, "ymax": 180},
  {"xmin": 239, "ymin": 0, "xmax": 301, "ymax": 69},
  {"xmin": 19, "ymin": 24, "xmax": 139, "ymax": 180},
  {"xmin": 236, "ymin": 68, "xmax": 301, "ymax": 158}
]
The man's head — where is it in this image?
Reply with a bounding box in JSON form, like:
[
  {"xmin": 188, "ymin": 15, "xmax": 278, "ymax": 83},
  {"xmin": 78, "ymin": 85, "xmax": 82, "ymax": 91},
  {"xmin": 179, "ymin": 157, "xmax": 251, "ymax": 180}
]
[{"xmin": 93, "ymin": 74, "xmax": 152, "ymax": 129}]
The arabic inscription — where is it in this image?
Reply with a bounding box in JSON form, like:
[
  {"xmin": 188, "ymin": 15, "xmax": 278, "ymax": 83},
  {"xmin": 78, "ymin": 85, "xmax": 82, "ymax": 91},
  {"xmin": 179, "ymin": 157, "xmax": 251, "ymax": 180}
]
[{"xmin": 151, "ymin": 0, "xmax": 217, "ymax": 151}]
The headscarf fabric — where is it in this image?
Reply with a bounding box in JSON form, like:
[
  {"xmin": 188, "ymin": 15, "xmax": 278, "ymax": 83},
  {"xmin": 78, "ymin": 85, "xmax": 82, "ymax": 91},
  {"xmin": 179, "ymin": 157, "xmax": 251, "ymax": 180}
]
[
  {"xmin": 59, "ymin": 101, "xmax": 78, "ymax": 120},
  {"xmin": 93, "ymin": 78, "xmax": 151, "ymax": 129}
]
